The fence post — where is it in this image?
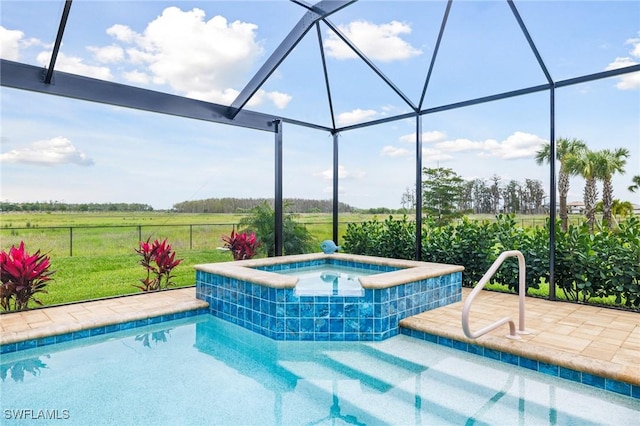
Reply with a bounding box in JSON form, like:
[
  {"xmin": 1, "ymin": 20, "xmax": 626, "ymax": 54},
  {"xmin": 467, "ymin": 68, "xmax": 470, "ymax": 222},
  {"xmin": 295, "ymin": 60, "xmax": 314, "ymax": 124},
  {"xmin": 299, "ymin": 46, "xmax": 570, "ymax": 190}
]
[
  {"xmin": 190, "ymin": 224, "xmax": 193, "ymax": 250},
  {"xmin": 138, "ymin": 225, "xmax": 142, "ymax": 242},
  {"xmin": 69, "ymin": 226, "xmax": 73, "ymax": 257}
]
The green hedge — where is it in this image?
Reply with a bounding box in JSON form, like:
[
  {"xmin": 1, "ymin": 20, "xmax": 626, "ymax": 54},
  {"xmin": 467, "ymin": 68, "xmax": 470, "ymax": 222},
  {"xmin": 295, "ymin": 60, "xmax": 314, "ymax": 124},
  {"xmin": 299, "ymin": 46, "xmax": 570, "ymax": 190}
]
[{"xmin": 342, "ymin": 214, "xmax": 640, "ymax": 309}]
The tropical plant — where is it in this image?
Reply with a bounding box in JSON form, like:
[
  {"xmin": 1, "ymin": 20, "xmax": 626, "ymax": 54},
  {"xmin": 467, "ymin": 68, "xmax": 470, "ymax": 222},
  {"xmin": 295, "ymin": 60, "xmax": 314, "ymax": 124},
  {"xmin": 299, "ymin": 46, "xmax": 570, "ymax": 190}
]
[
  {"xmin": 612, "ymin": 199, "xmax": 634, "ymax": 218},
  {"xmin": 134, "ymin": 238, "xmax": 183, "ymax": 291},
  {"xmin": 597, "ymin": 148, "xmax": 629, "ymax": 229},
  {"xmin": 221, "ymin": 228, "xmax": 261, "ymax": 260},
  {"xmin": 565, "ymin": 148, "xmax": 600, "ymax": 233},
  {"xmin": 0, "ymin": 242, "xmax": 55, "ymax": 311},
  {"xmin": 535, "ymin": 137, "xmax": 587, "ymax": 232},
  {"xmin": 239, "ymin": 202, "xmax": 316, "ymax": 257},
  {"xmin": 628, "ymin": 175, "xmax": 640, "ymax": 193}
]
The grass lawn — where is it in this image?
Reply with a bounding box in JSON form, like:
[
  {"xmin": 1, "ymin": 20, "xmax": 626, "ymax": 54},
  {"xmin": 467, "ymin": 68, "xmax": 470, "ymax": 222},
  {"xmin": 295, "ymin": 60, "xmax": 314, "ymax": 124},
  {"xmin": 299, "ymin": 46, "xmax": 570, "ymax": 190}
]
[{"xmin": 38, "ymin": 248, "xmax": 232, "ymax": 306}]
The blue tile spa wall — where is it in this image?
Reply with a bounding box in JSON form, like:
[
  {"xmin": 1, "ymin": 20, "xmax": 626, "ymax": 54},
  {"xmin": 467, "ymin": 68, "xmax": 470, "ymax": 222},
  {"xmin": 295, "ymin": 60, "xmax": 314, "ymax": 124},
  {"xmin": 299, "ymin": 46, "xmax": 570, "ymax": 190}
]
[{"xmin": 196, "ymin": 266, "xmax": 462, "ymax": 341}]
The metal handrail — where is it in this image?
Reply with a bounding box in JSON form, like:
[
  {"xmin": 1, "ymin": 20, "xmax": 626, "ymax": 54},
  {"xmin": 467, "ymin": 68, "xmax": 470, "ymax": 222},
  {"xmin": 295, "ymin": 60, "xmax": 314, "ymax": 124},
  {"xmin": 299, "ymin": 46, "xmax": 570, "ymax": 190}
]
[{"xmin": 462, "ymin": 250, "xmax": 529, "ymax": 340}]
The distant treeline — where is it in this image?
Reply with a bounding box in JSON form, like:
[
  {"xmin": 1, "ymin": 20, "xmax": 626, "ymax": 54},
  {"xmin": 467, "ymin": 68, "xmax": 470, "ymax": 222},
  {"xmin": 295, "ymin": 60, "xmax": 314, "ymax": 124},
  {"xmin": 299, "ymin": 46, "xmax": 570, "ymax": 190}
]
[
  {"xmin": 0, "ymin": 199, "xmax": 406, "ymax": 214},
  {"xmin": 0, "ymin": 202, "xmax": 154, "ymax": 212},
  {"xmin": 172, "ymin": 198, "xmax": 359, "ymax": 213}
]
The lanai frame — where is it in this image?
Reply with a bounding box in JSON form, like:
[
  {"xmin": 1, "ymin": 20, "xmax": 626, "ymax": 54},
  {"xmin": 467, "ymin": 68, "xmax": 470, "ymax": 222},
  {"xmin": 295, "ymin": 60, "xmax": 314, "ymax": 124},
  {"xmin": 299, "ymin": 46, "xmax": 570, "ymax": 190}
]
[{"xmin": 2, "ymin": 0, "xmax": 639, "ymax": 300}]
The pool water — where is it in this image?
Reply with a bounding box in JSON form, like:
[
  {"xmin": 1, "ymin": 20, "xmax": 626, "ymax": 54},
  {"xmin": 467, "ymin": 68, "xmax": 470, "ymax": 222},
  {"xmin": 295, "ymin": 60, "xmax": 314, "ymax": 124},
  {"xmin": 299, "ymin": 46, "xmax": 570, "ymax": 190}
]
[
  {"xmin": 278, "ymin": 265, "xmax": 374, "ymax": 296},
  {"xmin": 1, "ymin": 315, "xmax": 638, "ymax": 425}
]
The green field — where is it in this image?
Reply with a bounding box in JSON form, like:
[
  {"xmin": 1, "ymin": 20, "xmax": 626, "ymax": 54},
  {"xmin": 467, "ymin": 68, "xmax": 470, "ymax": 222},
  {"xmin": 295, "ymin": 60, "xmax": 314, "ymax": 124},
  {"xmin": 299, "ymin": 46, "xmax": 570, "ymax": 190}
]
[
  {"xmin": 0, "ymin": 211, "xmax": 591, "ymax": 309},
  {"xmin": 0, "ymin": 212, "xmax": 398, "ymax": 307}
]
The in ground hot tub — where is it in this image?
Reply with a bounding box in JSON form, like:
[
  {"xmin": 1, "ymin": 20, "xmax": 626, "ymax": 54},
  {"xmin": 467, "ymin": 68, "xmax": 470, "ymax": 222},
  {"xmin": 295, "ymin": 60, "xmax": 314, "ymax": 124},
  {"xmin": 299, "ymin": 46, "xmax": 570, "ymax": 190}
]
[{"xmin": 195, "ymin": 253, "xmax": 463, "ymax": 341}]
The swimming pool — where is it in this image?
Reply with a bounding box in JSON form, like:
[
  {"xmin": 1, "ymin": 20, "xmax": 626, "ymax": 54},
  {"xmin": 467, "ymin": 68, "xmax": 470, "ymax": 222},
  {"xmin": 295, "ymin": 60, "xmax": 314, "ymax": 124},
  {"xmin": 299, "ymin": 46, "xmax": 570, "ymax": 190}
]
[{"xmin": 2, "ymin": 314, "xmax": 638, "ymax": 425}]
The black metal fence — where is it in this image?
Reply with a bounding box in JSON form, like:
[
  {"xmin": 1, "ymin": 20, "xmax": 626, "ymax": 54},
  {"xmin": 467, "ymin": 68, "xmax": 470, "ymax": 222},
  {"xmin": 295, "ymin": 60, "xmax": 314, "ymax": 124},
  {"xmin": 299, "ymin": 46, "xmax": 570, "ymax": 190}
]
[
  {"xmin": 0, "ymin": 217, "xmax": 554, "ymax": 258},
  {"xmin": 0, "ymin": 223, "xmax": 241, "ymax": 257}
]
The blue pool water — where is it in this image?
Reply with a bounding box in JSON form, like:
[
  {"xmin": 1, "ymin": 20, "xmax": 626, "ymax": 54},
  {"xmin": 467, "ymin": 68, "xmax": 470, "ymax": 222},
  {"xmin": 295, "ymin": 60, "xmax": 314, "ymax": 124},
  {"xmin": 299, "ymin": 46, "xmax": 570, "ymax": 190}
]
[
  {"xmin": 2, "ymin": 315, "xmax": 638, "ymax": 425},
  {"xmin": 278, "ymin": 264, "xmax": 374, "ymax": 296}
]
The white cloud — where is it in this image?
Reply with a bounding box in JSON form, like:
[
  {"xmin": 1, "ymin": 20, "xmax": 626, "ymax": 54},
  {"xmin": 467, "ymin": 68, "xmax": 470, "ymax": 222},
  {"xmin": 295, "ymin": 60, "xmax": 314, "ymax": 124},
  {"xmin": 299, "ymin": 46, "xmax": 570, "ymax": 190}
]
[
  {"xmin": 605, "ymin": 33, "xmax": 640, "ymax": 90},
  {"xmin": 422, "ymin": 147, "xmax": 453, "ymax": 162},
  {"xmin": 0, "ymin": 26, "xmax": 24, "ymax": 60},
  {"xmin": 123, "ymin": 69, "xmax": 150, "ymax": 85},
  {"xmin": 336, "ymin": 108, "xmax": 379, "ymax": 126},
  {"xmin": 390, "ymin": 130, "xmax": 544, "ymax": 162},
  {"xmin": 36, "ymin": 51, "xmax": 113, "ymax": 80},
  {"xmin": 399, "ymin": 130, "xmax": 447, "ymax": 144},
  {"xmin": 381, "ymin": 145, "xmax": 409, "ymax": 157},
  {"xmin": 88, "ymin": 44, "xmax": 125, "ymax": 63},
  {"xmin": 432, "ymin": 131, "xmax": 546, "ymax": 159},
  {"xmin": 265, "ymin": 91, "xmax": 293, "ymax": 109},
  {"xmin": 396, "ymin": 131, "xmax": 547, "ymax": 161},
  {"xmin": 626, "ymin": 34, "xmax": 640, "ymax": 58},
  {"xmin": 0, "ymin": 137, "xmax": 94, "ymax": 166},
  {"xmin": 435, "ymin": 138, "xmax": 485, "ymax": 153},
  {"xmin": 98, "ymin": 7, "xmax": 290, "ymax": 108},
  {"xmin": 605, "ymin": 57, "xmax": 640, "ymax": 90},
  {"xmin": 0, "ymin": 26, "xmax": 45, "ymax": 60},
  {"xmin": 106, "ymin": 24, "xmax": 138, "ymax": 44},
  {"xmin": 315, "ymin": 165, "xmax": 365, "ymax": 180},
  {"xmin": 325, "ymin": 20, "xmax": 422, "ymax": 62},
  {"xmin": 479, "ymin": 132, "xmax": 547, "ymax": 159}
]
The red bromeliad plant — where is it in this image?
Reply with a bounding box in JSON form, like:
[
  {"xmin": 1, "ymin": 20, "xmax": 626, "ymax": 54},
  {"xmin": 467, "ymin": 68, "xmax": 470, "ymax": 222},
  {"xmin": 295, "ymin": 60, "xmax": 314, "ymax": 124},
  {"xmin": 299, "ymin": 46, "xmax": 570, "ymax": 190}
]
[
  {"xmin": 221, "ymin": 228, "xmax": 261, "ymax": 261},
  {"xmin": 134, "ymin": 238, "xmax": 183, "ymax": 291},
  {"xmin": 0, "ymin": 242, "xmax": 55, "ymax": 312}
]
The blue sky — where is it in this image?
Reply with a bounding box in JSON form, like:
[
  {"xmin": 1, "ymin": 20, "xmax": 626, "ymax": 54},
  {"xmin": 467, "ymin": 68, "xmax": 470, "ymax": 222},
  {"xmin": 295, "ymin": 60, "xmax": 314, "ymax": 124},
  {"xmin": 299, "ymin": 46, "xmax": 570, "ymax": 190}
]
[{"xmin": 1, "ymin": 0, "xmax": 639, "ymax": 210}]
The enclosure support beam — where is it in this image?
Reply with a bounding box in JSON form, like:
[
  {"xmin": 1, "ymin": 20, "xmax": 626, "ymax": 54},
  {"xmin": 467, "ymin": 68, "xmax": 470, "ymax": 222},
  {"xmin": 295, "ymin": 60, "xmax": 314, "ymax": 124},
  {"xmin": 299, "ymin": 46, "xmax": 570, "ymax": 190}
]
[
  {"xmin": 415, "ymin": 115, "xmax": 423, "ymax": 261},
  {"xmin": 274, "ymin": 120, "xmax": 284, "ymax": 256},
  {"xmin": 1, "ymin": 60, "xmax": 279, "ymax": 133},
  {"xmin": 332, "ymin": 132, "xmax": 340, "ymax": 244},
  {"xmin": 548, "ymin": 87, "xmax": 557, "ymax": 300},
  {"xmin": 228, "ymin": 0, "xmax": 355, "ymax": 119},
  {"xmin": 45, "ymin": 0, "xmax": 73, "ymax": 84}
]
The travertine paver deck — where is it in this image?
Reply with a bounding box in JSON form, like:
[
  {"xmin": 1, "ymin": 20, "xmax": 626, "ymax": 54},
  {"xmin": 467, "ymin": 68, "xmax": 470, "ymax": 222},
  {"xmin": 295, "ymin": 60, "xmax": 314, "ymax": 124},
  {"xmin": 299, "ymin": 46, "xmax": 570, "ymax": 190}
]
[
  {"xmin": 400, "ymin": 288, "xmax": 640, "ymax": 386},
  {"xmin": 1, "ymin": 287, "xmax": 638, "ymax": 387},
  {"xmin": 0, "ymin": 287, "xmax": 208, "ymax": 345}
]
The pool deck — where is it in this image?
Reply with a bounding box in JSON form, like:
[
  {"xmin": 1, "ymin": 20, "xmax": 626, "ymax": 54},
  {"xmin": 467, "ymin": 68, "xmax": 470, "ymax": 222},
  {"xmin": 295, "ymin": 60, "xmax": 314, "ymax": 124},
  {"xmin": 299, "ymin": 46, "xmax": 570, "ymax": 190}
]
[
  {"xmin": 0, "ymin": 287, "xmax": 638, "ymax": 387},
  {"xmin": 401, "ymin": 288, "xmax": 640, "ymax": 387}
]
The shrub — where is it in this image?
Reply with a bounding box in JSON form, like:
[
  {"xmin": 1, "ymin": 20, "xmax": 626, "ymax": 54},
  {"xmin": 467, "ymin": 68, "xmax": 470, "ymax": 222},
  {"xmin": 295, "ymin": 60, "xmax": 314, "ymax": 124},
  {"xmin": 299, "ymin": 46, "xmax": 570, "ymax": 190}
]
[
  {"xmin": 345, "ymin": 213, "xmax": 639, "ymax": 309},
  {"xmin": 342, "ymin": 215, "xmax": 415, "ymax": 260},
  {"xmin": 0, "ymin": 242, "xmax": 55, "ymax": 311},
  {"xmin": 134, "ymin": 238, "xmax": 183, "ymax": 291},
  {"xmin": 221, "ymin": 228, "xmax": 261, "ymax": 260},
  {"xmin": 239, "ymin": 202, "xmax": 316, "ymax": 256},
  {"xmin": 491, "ymin": 214, "xmax": 546, "ymax": 294},
  {"xmin": 600, "ymin": 216, "xmax": 640, "ymax": 307},
  {"xmin": 422, "ymin": 217, "xmax": 496, "ymax": 288}
]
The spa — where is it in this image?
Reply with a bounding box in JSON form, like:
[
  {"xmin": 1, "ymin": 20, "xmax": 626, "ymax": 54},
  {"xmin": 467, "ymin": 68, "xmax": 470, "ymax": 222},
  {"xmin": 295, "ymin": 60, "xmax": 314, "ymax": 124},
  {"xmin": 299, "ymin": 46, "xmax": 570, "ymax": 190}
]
[{"xmin": 195, "ymin": 253, "xmax": 464, "ymax": 341}]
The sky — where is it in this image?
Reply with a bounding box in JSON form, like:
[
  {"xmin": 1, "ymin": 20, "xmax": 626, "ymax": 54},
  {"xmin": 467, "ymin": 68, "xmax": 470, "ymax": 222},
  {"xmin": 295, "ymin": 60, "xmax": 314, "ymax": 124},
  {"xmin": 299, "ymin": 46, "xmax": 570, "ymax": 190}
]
[{"xmin": 1, "ymin": 0, "xmax": 639, "ymax": 210}]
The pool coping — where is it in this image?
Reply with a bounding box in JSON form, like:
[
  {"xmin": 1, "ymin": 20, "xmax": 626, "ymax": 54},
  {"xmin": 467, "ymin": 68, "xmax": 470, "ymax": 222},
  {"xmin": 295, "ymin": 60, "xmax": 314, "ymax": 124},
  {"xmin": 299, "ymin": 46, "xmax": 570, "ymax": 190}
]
[
  {"xmin": 0, "ymin": 288, "xmax": 209, "ymax": 346},
  {"xmin": 399, "ymin": 288, "xmax": 640, "ymax": 391},
  {"xmin": 194, "ymin": 252, "xmax": 464, "ymax": 289}
]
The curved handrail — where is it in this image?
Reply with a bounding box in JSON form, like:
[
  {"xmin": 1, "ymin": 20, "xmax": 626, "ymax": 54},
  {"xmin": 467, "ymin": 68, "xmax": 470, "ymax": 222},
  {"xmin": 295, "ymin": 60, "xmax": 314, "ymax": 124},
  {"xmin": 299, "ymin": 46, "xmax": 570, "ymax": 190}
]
[{"xmin": 462, "ymin": 250, "xmax": 528, "ymax": 340}]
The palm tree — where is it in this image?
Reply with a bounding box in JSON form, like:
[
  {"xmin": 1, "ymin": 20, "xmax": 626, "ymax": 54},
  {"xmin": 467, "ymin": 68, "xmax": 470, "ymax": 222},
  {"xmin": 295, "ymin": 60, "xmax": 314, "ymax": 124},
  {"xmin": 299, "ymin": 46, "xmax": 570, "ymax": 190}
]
[
  {"xmin": 566, "ymin": 149, "xmax": 600, "ymax": 233},
  {"xmin": 629, "ymin": 175, "xmax": 640, "ymax": 193},
  {"xmin": 597, "ymin": 148, "xmax": 629, "ymax": 229},
  {"xmin": 535, "ymin": 137, "xmax": 587, "ymax": 231}
]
